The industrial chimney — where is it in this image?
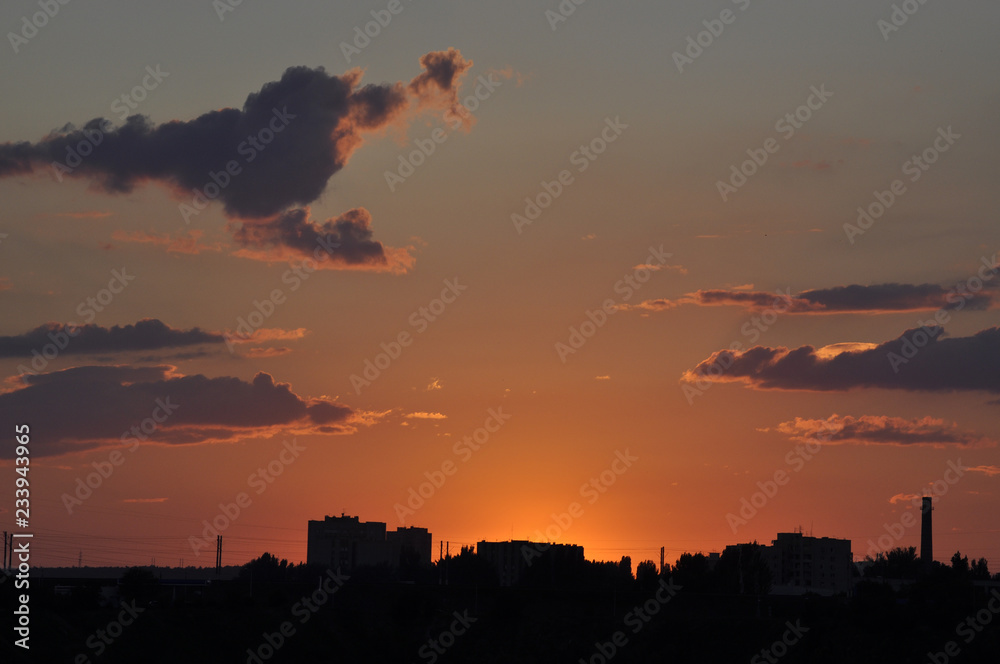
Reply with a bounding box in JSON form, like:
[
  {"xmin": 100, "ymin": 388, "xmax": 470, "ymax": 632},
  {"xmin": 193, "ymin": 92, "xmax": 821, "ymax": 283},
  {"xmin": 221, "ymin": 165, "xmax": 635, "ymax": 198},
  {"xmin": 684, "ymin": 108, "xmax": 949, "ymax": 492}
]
[{"xmin": 920, "ymin": 496, "xmax": 933, "ymax": 574}]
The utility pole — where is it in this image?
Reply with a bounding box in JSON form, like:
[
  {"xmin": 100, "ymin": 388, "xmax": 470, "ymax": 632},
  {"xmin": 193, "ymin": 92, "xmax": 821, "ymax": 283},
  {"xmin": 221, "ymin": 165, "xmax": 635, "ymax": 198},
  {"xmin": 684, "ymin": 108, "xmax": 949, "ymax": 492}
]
[
  {"xmin": 215, "ymin": 536, "xmax": 223, "ymax": 577},
  {"xmin": 660, "ymin": 547, "xmax": 665, "ymax": 575},
  {"xmin": 3, "ymin": 531, "xmax": 7, "ymax": 571}
]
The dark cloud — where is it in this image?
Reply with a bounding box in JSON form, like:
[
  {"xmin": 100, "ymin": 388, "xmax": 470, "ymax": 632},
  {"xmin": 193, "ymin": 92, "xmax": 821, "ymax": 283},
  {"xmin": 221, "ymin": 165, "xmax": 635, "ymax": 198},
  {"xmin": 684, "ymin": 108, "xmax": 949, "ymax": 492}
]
[
  {"xmin": 797, "ymin": 283, "xmax": 993, "ymax": 313},
  {"xmin": 230, "ymin": 207, "xmax": 413, "ymax": 272},
  {"xmin": 626, "ymin": 277, "xmax": 998, "ymax": 314},
  {"xmin": 683, "ymin": 326, "xmax": 1000, "ymax": 394},
  {"xmin": 0, "ymin": 63, "xmax": 413, "ymax": 216},
  {"xmin": 0, "ymin": 319, "xmax": 222, "ymax": 358},
  {"xmin": 0, "ymin": 50, "xmax": 473, "ymax": 269},
  {"xmin": 407, "ymin": 48, "xmax": 475, "ymax": 121},
  {"xmin": 0, "ymin": 365, "xmax": 357, "ymax": 457},
  {"xmin": 696, "ymin": 289, "xmax": 796, "ymax": 309},
  {"xmin": 775, "ymin": 414, "xmax": 995, "ymax": 448}
]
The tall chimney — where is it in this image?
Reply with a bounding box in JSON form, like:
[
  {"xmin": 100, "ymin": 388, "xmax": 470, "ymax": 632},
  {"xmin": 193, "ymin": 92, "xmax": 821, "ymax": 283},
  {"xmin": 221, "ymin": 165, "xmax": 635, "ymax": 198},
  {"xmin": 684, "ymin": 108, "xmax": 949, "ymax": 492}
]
[{"xmin": 920, "ymin": 496, "xmax": 933, "ymax": 573}]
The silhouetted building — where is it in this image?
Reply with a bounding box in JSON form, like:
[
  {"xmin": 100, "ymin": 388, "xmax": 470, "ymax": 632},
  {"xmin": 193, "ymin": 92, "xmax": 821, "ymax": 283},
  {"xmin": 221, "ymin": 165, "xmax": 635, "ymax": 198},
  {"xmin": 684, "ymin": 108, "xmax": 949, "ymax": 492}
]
[
  {"xmin": 761, "ymin": 532, "xmax": 852, "ymax": 596},
  {"xmin": 387, "ymin": 526, "xmax": 432, "ymax": 567},
  {"xmin": 921, "ymin": 496, "xmax": 933, "ymax": 574},
  {"xmin": 307, "ymin": 515, "xmax": 431, "ymax": 571},
  {"xmin": 476, "ymin": 540, "xmax": 585, "ymax": 586}
]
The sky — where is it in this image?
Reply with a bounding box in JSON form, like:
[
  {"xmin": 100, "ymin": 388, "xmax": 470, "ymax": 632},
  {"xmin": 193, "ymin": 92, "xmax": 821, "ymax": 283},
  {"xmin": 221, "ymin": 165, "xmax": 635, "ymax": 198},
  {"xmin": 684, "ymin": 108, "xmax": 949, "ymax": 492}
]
[{"xmin": 1, "ymin": 0, "xmax": 999, "ymax": 571}]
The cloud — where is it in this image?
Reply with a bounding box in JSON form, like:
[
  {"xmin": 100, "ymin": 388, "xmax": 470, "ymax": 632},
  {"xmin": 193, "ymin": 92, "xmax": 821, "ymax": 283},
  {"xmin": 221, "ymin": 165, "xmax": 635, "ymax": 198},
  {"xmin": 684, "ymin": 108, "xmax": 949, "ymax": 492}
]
[
  {"xmin": 683, "ymin": 326, "xmax": 1000, "ymax": 394},
  {"xmin": 633, "ymin": 263, "xmax": 688, "ymax": 275},
  {"xmin": 624, "ymin": 298, "xmax": 685, "ymax": 312},
  {"xmin": 406, "ymin": 48, "xmax": 475, "ymax": 125},
  {"xmin": 229, "ymin": 207, "xmax": 413, "ymax": 272},
  {"xmin": 795, "ymin": 283, "xmax": 993, "ymax": 313},
  {"xmin": 425, "ymin": 378, "xmax": 443, "ymax": 391},
  {"xmin": 227, "ymin": 327, "xmax": 308, "ymax": 343},
  {"xmin": 54, "ymin": 211, "xmax": 113, "ymax": 219},
  {"xmin": 0, "ymin": 365, "xmax": 359, "ymax": 457},
  {"xmin": 404, "ymin": 412, "xmax": 447, "ymax": 420},
  {"xmin": 0, "ymin": 50, "xmax": 473, "ymax": 271},
  {"xmin": 625, "ymin": 281, "xmax": 997, "ymax": 315},
  {"xmin": 966, "ymin": 465, "xmax": 1000, "ymax": 477},
  {"xmin": 595, "ymin": 375, "xmax": 611, "ymax": 381},
  {"xmin": 0, "ymin": 277, "xmax": 11, "ymax": 292},
  {"xmin": 243, "ymin": 347, "xmax": 292, "ymax": 359},
  {"xmin": 123, "ymin": 497, "xmax": 169, "ymax": 504},
  {"xmin": 890, "ymin": 493, "xmax": 922, "ymax": 505},
  {"xmin": 775, "ymin": 414, "xmax": 996, "ymax": 448},
  {"xmin": 0, "ymin": 51, "xmax": 471, "ymax": 217},
  {"xmin": 111, "ymin": 229, "xmax": 222, "ymax": 254},
  {"xmin": 0, "ymin": 319, "xmax": 223, "ymax": 358}
]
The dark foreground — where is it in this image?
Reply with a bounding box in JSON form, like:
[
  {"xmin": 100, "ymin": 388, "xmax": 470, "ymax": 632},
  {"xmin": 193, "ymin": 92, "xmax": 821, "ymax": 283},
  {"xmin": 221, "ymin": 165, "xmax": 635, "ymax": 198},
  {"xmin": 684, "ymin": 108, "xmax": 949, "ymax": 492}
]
[{"xmin": 3, "ymin": 569, "xmax": 999, "ymax": 664}]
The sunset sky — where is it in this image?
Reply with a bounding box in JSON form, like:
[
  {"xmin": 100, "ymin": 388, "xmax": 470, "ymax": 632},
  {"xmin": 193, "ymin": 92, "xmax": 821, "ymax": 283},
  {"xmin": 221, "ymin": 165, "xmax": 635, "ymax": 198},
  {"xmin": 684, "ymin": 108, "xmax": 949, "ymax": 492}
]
[{"xmin": 1, "ymin": 0, "xmax": 999, "ymax": 571}]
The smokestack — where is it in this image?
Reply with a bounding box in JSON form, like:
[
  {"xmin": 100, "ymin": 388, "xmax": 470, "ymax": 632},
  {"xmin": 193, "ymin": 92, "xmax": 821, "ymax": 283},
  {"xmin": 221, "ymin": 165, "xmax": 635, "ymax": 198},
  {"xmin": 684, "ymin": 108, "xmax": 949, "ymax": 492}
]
[{"xmin": 920, "ymin": 496, "xmax": 933, "ymax": 574}]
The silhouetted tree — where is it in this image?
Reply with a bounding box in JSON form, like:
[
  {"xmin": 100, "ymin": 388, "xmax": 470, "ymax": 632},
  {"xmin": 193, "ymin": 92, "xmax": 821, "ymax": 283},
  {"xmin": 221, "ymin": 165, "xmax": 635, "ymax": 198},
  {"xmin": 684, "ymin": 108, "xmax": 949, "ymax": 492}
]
[
  {"xmin": 971, "ymin": 557, "xmax": 991, "ymax": 580},
  {"xmin": 436, "ymin": 546, "xmax": 498, "ymax": 587},
  {"xmin": 239, "ymin": 552, "xmax": 293, "ymax": 582},
  {"xmin": 715, "ymin": 543, "xmax": 771, "ymax": 595},
  {"xmin": 119, "ymin": 567, "xmax": 160, "ymax": 605},
  {"xmin": 950, "ymin": 551, "xmax": 969, "ymax": 577},
  {"xmin": 865, "ymin": 546, "xmax": 920, "ymax": 579},
  {"xmin": 636, "ymin": 560, "xmax": 659, "ymax": 591},
  {"xmin": 619, "ymin": 556, "xmax": 633, "ymax": 580},
  {"xmin": 672, "ymin": 552, "xmax": 713, "ymax": 592}
]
